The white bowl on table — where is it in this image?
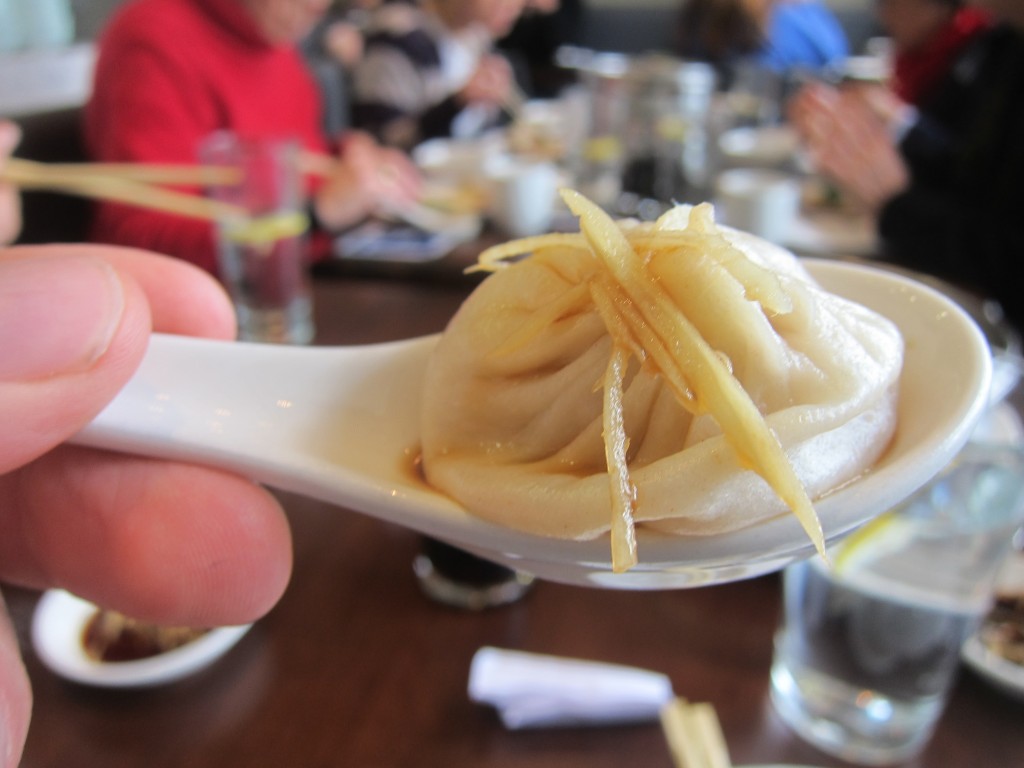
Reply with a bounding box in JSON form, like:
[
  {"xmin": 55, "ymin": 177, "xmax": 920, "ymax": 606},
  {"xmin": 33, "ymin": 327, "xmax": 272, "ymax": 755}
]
[{"xmin": 31, "ymin": 589, "xmax": 252, "ymax": 688}]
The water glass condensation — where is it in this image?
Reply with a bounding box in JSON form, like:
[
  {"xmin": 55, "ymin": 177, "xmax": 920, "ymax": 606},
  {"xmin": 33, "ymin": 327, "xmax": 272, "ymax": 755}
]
[
  {"xmin": 201, "ymin": 132, "xmax": 314, "ymax": 345},
  {"xmin": 771, "ymin": 442, "xmax": 1024, "ymax": 765}
]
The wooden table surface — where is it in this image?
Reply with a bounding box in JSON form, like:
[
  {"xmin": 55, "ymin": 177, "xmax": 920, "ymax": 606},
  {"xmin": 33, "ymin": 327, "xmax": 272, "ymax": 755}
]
[{"xmin": 7, "ymin": 258, "xmax": 1024, "ymax": 768}]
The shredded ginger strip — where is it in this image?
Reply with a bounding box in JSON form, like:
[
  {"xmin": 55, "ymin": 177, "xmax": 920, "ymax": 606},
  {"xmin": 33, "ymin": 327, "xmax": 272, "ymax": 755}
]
[
  {"xmin": 602, "ymin": 345, "xmax": 638, "ymax": 572},
  {"xmin": 628, "ymin": 230, "xmax": 793, "ymax": 317},
  {"xmin": 469, "ymin": 233, "xmax": 586, "ymax": 273},
  {"xmin": 469, "ymin": 190, "xmax": 829, "ymax": 567},
  {"xmin": 561, "ymin": 189, "xmax": 826, "ymax": 562}
]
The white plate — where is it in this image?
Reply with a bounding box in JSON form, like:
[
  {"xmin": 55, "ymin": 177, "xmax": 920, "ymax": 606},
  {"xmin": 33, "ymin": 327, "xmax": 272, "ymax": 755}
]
[
  {"xmin": 719, "ymin": 125, "xmax": 800, "ymax": 169},
  {"xmin": 412, "ymin": 133, "xmax": 507, "ymax": 180},
  {"xmin": 962, "ymin": 634, "xmax": 1024, "ymax": 701},
  {"xmin": 970, "ymin": 401, "xmax": 1024, "ymax": 445},
  {"xmin": 782, "ymin": 209, "xmax": 878, "ymax": 258},
  {"xmin": 31, "ymin": 589, "xmax": 252, "ymax": 688},
  {"xmin": 962, "ymin": 550, "xmax": 1024, "ymax": 700}
]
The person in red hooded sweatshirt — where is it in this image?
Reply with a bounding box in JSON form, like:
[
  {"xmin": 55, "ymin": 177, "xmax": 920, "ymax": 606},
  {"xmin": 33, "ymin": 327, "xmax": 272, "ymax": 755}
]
[{"xmin": 85, "ymin": 0, "xmax": 421, "ymax": 275}]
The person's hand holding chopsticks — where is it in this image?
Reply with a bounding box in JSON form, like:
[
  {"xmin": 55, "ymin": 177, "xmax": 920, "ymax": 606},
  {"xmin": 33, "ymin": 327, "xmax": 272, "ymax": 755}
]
[
  {"xmin": 458, "ymin": 53, "xmax": 523, "ymax": 119},
  {"xmin": 310, "ymin": 131, "xmax": 422, "ymax": 231}
]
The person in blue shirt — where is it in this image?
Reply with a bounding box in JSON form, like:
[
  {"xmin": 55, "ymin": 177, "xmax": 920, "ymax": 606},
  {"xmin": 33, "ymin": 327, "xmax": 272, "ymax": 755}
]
[
  {"xmin": 676, "ymin": 0, "xmax": 849, "ymax": 87},
  {"xmin": 759, "ymin": 0, "xmax": 849, "ymax": 73}
]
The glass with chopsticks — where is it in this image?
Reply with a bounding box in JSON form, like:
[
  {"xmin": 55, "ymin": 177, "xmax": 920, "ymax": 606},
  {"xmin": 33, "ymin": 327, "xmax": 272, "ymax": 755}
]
[
  {"xmin": 2, "ymin": 145, "xmax": 314, "ymax": 345},
  {"xmin": 200, "ymin": 132, "xmax": 315, "ymax": 345}
]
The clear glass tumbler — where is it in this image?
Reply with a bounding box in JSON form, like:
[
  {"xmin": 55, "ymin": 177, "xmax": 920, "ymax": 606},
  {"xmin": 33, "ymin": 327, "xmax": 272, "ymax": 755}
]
[
  {"xmin": 770, "ymin": 441, "xmax": 1024, "ymax": 765},
  {"xmin": 201, "ymin": 132, "xmax": 315, "ymax": 345}
]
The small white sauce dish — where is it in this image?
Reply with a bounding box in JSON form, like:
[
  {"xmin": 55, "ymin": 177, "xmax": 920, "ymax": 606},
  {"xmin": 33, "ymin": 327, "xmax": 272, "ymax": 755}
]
[
  {"xmin": 962, "ymin": 633, "xmax": 1024, "ymax": 702},
  {"xmin": 961, "ymin": 548, "xmax": 1024, "ymax": 701},
  {"xmin": 31, "ymin": 589, "xmax": 252, "ymax": 688}
]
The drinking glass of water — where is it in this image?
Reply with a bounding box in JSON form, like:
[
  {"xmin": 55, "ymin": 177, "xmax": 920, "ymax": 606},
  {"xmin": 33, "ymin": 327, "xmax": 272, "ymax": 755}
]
[
  {"xmin": 201, "ymin": 132, "xmax": 315, "ymax": 345},
  {"xmin": 770, "ymin": 441, "xmax": 1024, "ymax": 765}
]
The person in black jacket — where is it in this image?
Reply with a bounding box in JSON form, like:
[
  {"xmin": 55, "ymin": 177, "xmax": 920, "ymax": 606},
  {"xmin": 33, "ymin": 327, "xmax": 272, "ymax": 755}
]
[{"xmin": 788, "ymin": 0, "xmax": 1024, "ymax": 329}]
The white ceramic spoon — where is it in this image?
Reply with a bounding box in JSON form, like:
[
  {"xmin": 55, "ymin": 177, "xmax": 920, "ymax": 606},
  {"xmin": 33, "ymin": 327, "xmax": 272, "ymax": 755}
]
[{"xmin": 71, "ymin": 261, "xmax": 992, "ymax": 589}]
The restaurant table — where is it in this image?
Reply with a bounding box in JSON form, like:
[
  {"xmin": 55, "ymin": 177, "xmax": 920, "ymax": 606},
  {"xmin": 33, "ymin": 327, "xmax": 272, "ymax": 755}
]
[{"xmin": 6, "ymin": 252, "xmax": 1024, "ymax": 768}]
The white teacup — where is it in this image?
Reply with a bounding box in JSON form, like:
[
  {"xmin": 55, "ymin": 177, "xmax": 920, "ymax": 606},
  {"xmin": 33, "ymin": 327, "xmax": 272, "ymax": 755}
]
[
  {"xmin": 713, "ymin": 168, "xmax": 800, "ymax": 243},
  {"xmin": 413, "ymin": 133, "xmax": 506, "ymax": 184},
  {"xmin": 484, "ymin": 157, "xmax": 559, "ymax": 239}
]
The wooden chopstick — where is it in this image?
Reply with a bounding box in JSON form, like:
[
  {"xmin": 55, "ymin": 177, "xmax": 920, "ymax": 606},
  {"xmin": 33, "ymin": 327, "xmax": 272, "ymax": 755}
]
[
  {"xmin": 419, "ymin": 180, "xmax": 489, "ymax": 215},
  {"xmin": 501, "ymin": 83, "xmax": 529, "ymax": 122},
  {"xmin": 297, "ymin": 150, "xmax": 481, "ymax": 233},
  {"xmin": 660, "ymin": 698, "xmax": 732, "ymax": 768},
  {"xmin": 3, "ymin": 157, "xmax": 241, "ymax": 186},
  {"xmin": 2, "ymin": 157, "xmax": 245, "ymax": 222},
  {"xmin": 297, "ymin": 150, "xmax": 336, "ymax": 180}
]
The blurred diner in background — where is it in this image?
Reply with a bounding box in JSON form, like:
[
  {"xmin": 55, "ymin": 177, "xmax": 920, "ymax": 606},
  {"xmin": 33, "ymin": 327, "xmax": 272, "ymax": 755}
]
[
  {"xmin": 84, "ymin": 0, "xmax": 421, "ymax": 276},
  {"xmin": 787, "ymin": 0, "xmax": 1024, "ymax": 328},
  {"xmin": 877, "ymin": 0, "xmax": 992, "ymax": 106},
  {"xmin": 2, "ymin": 1, "xmax": 1024, "ymax": 767},
  {"xmin": 350, "ymin": 0, "xmax": 527, "ymax": 150},
  {"xmin": 675, "ymin": 0, "xmax": 849, "ymax": 88},
  {"xmin": 498, "ymin": 0, "xmax": 583, "ymax": 98}
]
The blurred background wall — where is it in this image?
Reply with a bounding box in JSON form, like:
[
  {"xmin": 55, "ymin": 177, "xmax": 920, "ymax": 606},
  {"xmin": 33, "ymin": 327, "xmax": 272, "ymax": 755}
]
[
  {"xmin": 68, "ymin": 0, "xmax": 124, "ymax": 40},
  {"xmin": 68, "ymin": 0, "xmax": 877, "ymax": 53}
]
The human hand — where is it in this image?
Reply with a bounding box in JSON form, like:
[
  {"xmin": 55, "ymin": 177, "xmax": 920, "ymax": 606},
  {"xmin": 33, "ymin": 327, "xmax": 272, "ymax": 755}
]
[
  {"xmin": 842, "ymin": 82, "xmax": 918, "ymax": 138},
  {"xmin": 312, "ymin": 132, "xmax": 421, "ymax": 230},
  {"xmin": 787, "ymin": 81, "xmax": 842, "ymax": 145},
  {"xmin": 0, "ymin": 121, "xmax": 22, "ymax": 245},
  {"xmin": 458, "ymin": 54, "xmax": 516, "ymax": 108},
  {"xmin": 323, "ymin": 20, "xmax": 364, "ymax": 68},
  {"xmin": 788, "ymin": 83, "xmax": 910, "ymax": 212},
  {"xmin": 0, "ymin": 245, "xmax": 293, "ymax": 768}
]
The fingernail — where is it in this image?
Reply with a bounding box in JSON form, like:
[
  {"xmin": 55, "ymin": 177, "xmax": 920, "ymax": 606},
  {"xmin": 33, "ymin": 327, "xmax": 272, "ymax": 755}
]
[{"xmin": 0, "ymin": 252, "xmax": 126, "ymax": 381}]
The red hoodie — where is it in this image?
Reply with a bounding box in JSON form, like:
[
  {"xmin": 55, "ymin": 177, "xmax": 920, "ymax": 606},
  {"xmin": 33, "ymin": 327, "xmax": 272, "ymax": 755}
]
[{"xmin": 84, "ymin": 0, "xmax": 330, "ymax": 274}]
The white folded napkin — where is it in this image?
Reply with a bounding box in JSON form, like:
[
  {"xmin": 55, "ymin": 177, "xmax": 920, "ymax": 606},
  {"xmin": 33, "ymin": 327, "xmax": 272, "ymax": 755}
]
[{"xmin": 468, "ymin": 646, "xmax": 674, "ymax": 729}]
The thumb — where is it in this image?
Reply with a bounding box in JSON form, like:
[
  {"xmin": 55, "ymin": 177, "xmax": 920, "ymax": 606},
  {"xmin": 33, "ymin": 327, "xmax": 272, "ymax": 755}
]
[
  {"xmin": 0, "ymin": 122, "xmax": 21, "ymax": 245},
  {"xmin": 0, "ymin": 249, "xmax": 151, "ymax": 473},
  {"xmin": 0, "ymin": 593, "xmax": 30, "ymax": 768}
]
